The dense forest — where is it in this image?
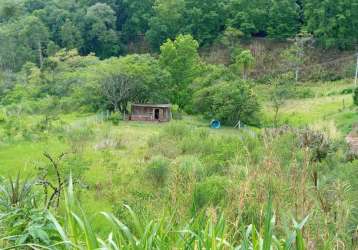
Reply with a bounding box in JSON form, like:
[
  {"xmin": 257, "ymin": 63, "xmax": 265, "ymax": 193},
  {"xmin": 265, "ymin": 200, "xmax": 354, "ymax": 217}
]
[
  {"xmin": 0, "ymin": 0, "xmax": 357, "ymax": 71},
  {"xmin": 1, "ymin": 0, "xmax": 358, "ymax": 249}
]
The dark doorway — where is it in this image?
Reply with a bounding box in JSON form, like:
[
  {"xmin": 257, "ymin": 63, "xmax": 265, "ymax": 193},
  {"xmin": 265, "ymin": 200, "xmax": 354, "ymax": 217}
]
[{"xmin": 154, "ymin": 109, "xmax": 160, "ymax": 120}]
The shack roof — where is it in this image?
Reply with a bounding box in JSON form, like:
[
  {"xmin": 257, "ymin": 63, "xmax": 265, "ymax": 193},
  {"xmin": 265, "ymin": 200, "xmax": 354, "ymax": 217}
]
[{"xmin": 131, "ymin": 104, "xmax": 172, "ymax": 108}]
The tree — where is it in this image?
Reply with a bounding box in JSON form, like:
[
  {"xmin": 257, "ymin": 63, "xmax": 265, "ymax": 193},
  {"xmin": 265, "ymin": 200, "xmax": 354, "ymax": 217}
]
[
  {"xmin": 270, "ymin": 79, "xmax": 290, "ymax": 127},
  {"xmin": 183, "ymin": 0, "xmax": 229, "ymax": 45},
  {"xmin": 146, "ymin": 0, "xmax": 185, "ymax": 49},
  {"xmin": 0, "ymin": 0, "xmax": 24, "ymax": 22},
  {"xmin": 59, "ymin": 19, "xmax": 83, "ymax": 49},
  {"xmin": 304, "ymin": 0, "xmax": 358, "ymax": 49},
  {"xmin": 193, "ymin": 80, "xmax": 260, "ymax": 126},
  {"xmin": 101, "ymin": 73, "xmax": 135, "ymax": 113},
  {"xmin": 18, "ymin": 16, "xmax": 49, "ymax": 69},
  {"xmin": 280, "ymin": 33, "xmax": 312, "ymax": 82},
  {"xmin": 76, "ymin": 54, "xmax": 171, "ymax": 112},
  {"xmin": 220, "ymin": 27, "xmax": 244, "ymax": 51},
  {"xmin": 227, "ymin": 0, "xmax": 270, "ymax": 37},
  {"xmin": 267, "ymin": 0, "xmax": 300, "ymax": 39},
  {"xmin": 231, "ymin": 50, "xmax": 255, "ymax": 80},
  {"xmin": 159, "ymin": 34, "xmax": 201, "ymax": 109},
  {"xmin": 120, "ymin": 0, "xmax": 154, "ymax": 42},
  {"xmin": 0, "ymin": 15, "xmax": 49, "ymax": 70},
  {"xmin": 84, "ymin": 3, "xmax": 120, "ymax": 58}
]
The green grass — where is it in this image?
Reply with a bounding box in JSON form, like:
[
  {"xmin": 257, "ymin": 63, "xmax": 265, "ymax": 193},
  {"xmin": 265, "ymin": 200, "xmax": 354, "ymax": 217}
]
[
  {"xmin": 265, "ymin": 94, "xmax": 358, "ymax": 130},
  {"xmin": 0, "ymin": 139, "xmax": 68, "ymax": 176},
  {"xmin": 1, "ymin": 81, "xmax": 357, "ymax": 247}
]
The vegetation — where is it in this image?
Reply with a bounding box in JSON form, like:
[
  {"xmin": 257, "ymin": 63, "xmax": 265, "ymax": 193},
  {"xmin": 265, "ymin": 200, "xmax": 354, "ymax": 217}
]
[{"xmin": 1, "ymin": 0, "xmax": 358, "ymax": 249}]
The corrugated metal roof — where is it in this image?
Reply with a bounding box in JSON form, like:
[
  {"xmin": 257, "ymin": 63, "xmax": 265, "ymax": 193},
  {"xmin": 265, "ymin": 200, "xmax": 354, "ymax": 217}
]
[{"xmin": 131, "ymin": 104, "xmax": 172, "ymax": 108}]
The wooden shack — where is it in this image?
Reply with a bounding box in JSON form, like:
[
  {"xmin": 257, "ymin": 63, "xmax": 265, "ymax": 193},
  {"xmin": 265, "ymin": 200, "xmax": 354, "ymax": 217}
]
[{"xmin": 129, "ymin": 104, "xmax": 172, "ymax": 122}]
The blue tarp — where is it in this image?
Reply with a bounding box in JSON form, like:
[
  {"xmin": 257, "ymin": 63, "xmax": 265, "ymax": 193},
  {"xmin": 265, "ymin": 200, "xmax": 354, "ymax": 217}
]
[{"xmin": 210, "ymin": 119, "xmax": 221, "ymax": 129}]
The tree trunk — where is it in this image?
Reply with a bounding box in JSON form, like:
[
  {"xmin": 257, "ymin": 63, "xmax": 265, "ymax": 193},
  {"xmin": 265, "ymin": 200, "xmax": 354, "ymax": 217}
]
[{"xmin": 38, "ymin": 41, "xmax": 44, "ymax": 69}]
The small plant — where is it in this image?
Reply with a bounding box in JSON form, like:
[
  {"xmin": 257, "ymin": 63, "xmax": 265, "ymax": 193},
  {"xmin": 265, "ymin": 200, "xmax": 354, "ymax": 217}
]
[
  {"xmin": 0, "ymin": 174, "xmax": 34, "ymax": 210},
  {"xmin": 145, "ymin": 156, "xmax": 170, "ymax": 186},
  {"xmin": 107, "ymin": 112, "xmax": 122, "ymax": 125},
  {"xmin": 163, "ymin": 122, "xmax": 191, "ymax": 139},
  {"xmin": 193, "ymin": 176, "xmax": 230, "ymax": 212},
  {"xmin": 353, "ymin": 88, "xmax": 358, "ymax": 106}
]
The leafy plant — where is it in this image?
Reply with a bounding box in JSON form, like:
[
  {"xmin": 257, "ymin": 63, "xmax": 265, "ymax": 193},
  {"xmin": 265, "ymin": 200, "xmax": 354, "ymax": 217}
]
[
  {"xmin": 353, "ymin": 88, "xmax": 358, "ymax": 106},
  {"xmin": 145, "ymin": 156, "xmax": 171, "ymax": 186}
]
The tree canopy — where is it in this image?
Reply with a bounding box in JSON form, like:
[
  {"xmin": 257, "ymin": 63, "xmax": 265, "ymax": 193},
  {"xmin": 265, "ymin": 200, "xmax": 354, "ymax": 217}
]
[{"xmin": 0, "ymin": 0, "xmax": 356, "ymax": 71}]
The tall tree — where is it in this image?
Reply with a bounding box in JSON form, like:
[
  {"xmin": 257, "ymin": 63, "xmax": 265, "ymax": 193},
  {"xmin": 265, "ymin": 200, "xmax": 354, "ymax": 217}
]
[
  {"xmin": 120, "ymin": 0, "xmax": 154, "ymax": 42},
  {"xmin": 304, "ymin": 0, "xmax": 358, "ymax": 49},
  {"xmin": 84, "ymin": 3, "xmax": 120, "ymax": 58},
  {"xmin": 146, "ymin": 0, "xmax": 185, "ymax": 50},
  {"xmin": 183, "ymin": 0, "xmax": 229, "ymax": 45},
  {"xmin": 267, "ymin": 0, "xmax": 301, "ymax": 39},
  {"xmin": 231, "ymin": 50, "xmax": 255, "ymax": 80},
  {"xmin": 59, "ymin": 19, "xmax": 83, "ymax": 49},
  {"xmin": 0, "ymin": 0, "xmax": 24, "ymax": 22},
  {"xmin": 19, "ymin": 16, "xmax": 49, "ymax": 68},
  {"xmin": 227, "ymin": 0, "xmax": 270, "ymax": 37},
  {"xmin": 159, "ymin": 34, "xmax": 201, "ymax": 109}
]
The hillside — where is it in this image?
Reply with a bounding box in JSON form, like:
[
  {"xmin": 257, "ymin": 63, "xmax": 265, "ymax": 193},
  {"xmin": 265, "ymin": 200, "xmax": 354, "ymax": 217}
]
[{"xmin": 1, "ymin": 0, "xmax": 358, "ymax": 249}]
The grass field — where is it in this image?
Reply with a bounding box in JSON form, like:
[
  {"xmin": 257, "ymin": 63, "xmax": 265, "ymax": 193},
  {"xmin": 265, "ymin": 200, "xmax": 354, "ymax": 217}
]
[
  {"xmin": 1, "ymin": 81, "xmax": 358, "ymax": 248},
  {"xmin": 0, "ymin": 80, "xmax": 357, "ymax": 222}
]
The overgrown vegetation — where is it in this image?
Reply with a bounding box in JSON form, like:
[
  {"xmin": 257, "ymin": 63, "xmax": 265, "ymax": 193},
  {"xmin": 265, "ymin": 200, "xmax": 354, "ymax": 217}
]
[{"xmin": 1, "ymin": 0, "xmax": 358, "ymax": 248}]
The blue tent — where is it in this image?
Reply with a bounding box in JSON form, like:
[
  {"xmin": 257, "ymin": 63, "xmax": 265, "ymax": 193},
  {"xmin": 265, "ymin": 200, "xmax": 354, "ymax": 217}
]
[{"xmin": 210, "ymin": 119, "xmax": 221, "ymax": 129}]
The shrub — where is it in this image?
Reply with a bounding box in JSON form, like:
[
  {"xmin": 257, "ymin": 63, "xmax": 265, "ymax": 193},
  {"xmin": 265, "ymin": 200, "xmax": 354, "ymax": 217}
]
[
  {"xmin": 177, "ymin": 156, "xmax": 205, "ymax": 181},
  {"xmin": 107, "ymin": 112, "xmax": 122, "ymax": 125},
  {"xmin": 145, "ymin": 156, "xmax": 171, "ymax": 186},
  {"xmin": 64, "ymin": 123, "xmax": 94, "ymax": 152},
  {"xmin": 147, "ymin": 136, "xmax": 181, "ymax": 158},
  {"xmin": 0, "ymin": 109, "xmax": 6, "ymax": 123},
  {"xmin": 180, "ymin": 135, "xmax": 214, "ymax": 155},
  {"xmin": 341, "ymin": 87, "xmax": 353, "ymax": 95},
  {"xmin": 193, "ymin": 80, "xmax": 261, "ymax": 126},
  {"xmin": 163, "ymin": 122, "xmax": 191, "ymax": 139},
  {"xmin": 353, "ymin": 88, "xmax": 358, "ymax": 106},
  {"xmin": 193, "ymin": 176, "xmax": 230, "ymax": 211},
  {"xmin": 171, "ymin": 104, "xmax": 184, "ymax": 120}
]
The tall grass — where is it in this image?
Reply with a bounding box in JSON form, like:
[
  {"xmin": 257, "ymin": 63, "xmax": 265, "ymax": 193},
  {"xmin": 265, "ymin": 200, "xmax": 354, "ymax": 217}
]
[{"xmin": 7, "ymin": 177, "xmax": 307, "ymax": 249}]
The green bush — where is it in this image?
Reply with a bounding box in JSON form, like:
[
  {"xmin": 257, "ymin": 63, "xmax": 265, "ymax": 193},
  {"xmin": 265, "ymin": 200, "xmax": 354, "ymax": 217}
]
[
  {"xmin": 163, "ymin": 122, "xmax": 191, "ymax": 139},
  {"xmin": 193, "ymin": 80, "xmax": 261, "ymax": 126},
  {"xmin": 107, "ymin": 112, "xmax": 122, "ymax": 125},
  {"xmin": 193, "ymin": 176, "xmax": 230, "ymax": 211},
  {"xmin": 180, "ymin": 135, "xmax": 214, "ymax": 155},
  {"xmin": 293, "ymin": 87, "xmax": 315, "ymax": 99},
  {"xmin": 0, "ymin": 109, "xmax": 6, "ymax": 123},
  {"xmin": 171, "ymin": 104, "xmax": 184, "ymax": 120},
  {"xmin": 145, "ymin": 156, "xmax": 171, "ymax": 186},
  {"xmin": 177, "ymin": 156, "xmax": 205, "ymax": 181},
  {"xmin": 353, "ymin": 88, "xmax": 358, "ymax": 106},
  {"xmin": 340, "ymin": 87, "xmax": 353, "ymax": 95}
]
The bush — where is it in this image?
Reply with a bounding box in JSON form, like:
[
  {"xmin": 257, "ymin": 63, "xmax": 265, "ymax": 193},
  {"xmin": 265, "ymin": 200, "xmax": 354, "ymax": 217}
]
[
  {"xmin": 163, "ymin": 122, "xmax": 191, "ymax": 139},
  {"xmin": 292, "ymin": 87, "xmax": 315, "ymax": 99},
  {"xmin": 193, "ymin": 80, "xmax": 261, "ymax": 126},
  {"xmin": 0, "ymin": 109, "xmax": 6, "ymax": 123},
  {"xmin": 340, "ymin": 87, "xmax": 353, "ymax": 95},
  {"xmin": 353, "ymin": 88, "xmax": 358, "ymax": 106},
  {"xmin": 107, "ymin": 112, "xmax": 122, "ymax": 125},
  {"xmin": 64, "ymin": 123, "xmax": 95, "ymax": 152},
  {"xmin": 145, "ymin": 156, "xmax": 171, "ymax": 186},
  {"xmin": 177, "ymin": 156, "xmax": 205, "ymax": 181},
  {"xmin": 193, "ymin": 176, "xmax": 230, "ymax": 211},
  {"xmin": 171, "ymin": 104, "xmax": 184, "ymax": 120}
]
